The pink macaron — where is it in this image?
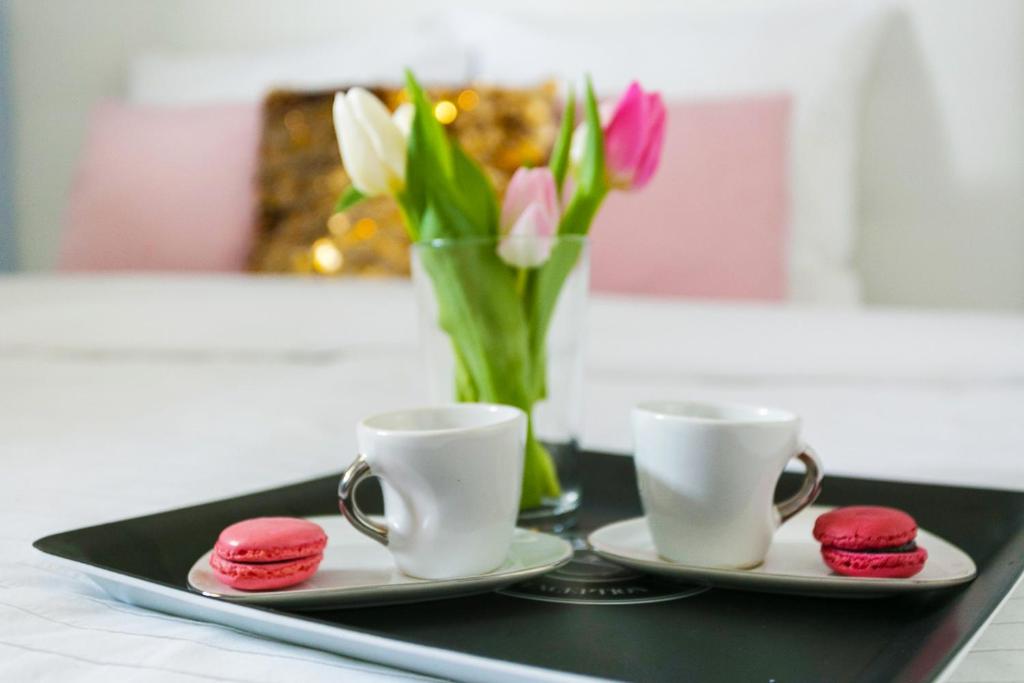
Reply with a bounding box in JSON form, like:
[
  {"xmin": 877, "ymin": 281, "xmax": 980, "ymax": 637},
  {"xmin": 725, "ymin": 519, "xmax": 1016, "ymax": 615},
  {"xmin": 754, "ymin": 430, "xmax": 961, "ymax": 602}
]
[
  {"xmin": 813, "ymin": 506, "xmax": 928, "ymax": 579},
  {"xmin": 210, "ymin": 517, "xmax": 327, "ymax": 591}
]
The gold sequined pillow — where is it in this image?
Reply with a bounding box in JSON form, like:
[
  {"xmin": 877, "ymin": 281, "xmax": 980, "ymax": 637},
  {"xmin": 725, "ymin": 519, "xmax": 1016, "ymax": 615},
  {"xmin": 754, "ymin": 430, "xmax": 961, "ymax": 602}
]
[{"xmin": 250, "ymin": 84, "xmax": 559, "ymax": 276}]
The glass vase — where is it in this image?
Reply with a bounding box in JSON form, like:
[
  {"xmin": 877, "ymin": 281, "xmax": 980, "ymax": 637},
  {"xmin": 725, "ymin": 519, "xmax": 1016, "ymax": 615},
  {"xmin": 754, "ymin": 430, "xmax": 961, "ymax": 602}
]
[{"xmin": 412, "ymin": 235, "xmax": 589, "ymax": 531}]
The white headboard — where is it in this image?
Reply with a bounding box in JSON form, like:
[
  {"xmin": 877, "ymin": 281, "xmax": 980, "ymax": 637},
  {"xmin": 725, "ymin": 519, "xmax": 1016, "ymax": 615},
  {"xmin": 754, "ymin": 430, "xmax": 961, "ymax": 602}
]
[
  {"xmin": 8, "ymin": 0, "xmax": 1024, "ymax": 309},
  {"xmin": 857, "ymin": 0, "xmax": 1024, "ymax": 308}
]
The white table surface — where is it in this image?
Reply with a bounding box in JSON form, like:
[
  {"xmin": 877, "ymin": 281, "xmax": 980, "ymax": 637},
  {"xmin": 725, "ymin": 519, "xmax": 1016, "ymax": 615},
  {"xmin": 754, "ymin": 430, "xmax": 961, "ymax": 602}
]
[{"xmin": 2, "ymin": 274, "xmax": 1023, "ymax": 682}]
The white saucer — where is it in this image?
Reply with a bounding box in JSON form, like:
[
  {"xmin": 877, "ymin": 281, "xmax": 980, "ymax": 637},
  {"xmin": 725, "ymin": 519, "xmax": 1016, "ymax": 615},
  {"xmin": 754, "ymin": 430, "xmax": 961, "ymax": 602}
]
[
  {"xmin": 588, "ymin": 506, "xmax": 977, "ymax": 598},
  {"xmin": 189, "ymin": 515, "xmax": 573, "ymax": 609}
]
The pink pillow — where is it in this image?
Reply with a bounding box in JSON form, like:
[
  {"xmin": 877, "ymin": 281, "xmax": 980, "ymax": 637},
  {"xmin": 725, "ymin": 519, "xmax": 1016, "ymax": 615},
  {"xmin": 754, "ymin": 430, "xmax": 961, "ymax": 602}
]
[
  {"xmin": 59, "ymin": 101, "xmax": 260, "ymax": 271},
  {"xmin": 589, "ymin": 96, "xmax": 791, "ymax": 300}
]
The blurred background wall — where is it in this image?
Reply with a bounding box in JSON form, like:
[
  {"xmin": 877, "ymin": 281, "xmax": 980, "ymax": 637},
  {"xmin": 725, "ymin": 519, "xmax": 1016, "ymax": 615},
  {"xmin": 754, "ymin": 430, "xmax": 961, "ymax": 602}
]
[
  {"xmin": 5, "ymin": 0, "xmax": 1024, "ymax": 308},
  {"xmin": 0, "ymin": 1, "xmax": 15, "ymax": 272}
]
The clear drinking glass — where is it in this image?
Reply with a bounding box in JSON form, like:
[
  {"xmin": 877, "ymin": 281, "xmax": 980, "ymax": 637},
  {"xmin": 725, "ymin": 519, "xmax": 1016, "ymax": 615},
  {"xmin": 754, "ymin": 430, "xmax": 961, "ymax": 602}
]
[{"xmin": 411, "ymin": 235, "xmax": 589, "ymax": 530}]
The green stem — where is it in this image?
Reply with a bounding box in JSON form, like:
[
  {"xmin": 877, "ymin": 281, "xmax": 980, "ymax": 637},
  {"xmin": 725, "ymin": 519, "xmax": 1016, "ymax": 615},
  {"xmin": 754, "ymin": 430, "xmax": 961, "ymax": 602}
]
[
  {"xmin": 520, "ymin": 422, "xmax": 561, "ymax": 509},
  {"xmin": 515, "ymin": 267, "xmax": 528, "ymax": 297}
]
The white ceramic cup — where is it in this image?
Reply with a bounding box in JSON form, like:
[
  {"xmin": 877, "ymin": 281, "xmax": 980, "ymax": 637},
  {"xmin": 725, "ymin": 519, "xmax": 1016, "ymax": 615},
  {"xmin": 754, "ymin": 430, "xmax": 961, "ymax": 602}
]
[
  {"xmin": 338, "ymin": 404, "xmax": 526, "ymax": 579},
  {"xmin": 632, "ymin": 400, "xmax": 823, "ymax": 569}
]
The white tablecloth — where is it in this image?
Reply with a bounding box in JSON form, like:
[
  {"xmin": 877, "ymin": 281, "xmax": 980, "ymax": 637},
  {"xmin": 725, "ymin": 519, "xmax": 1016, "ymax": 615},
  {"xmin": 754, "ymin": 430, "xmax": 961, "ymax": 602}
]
[{"xmin": 2, "ymin": 275, "xmax": 1023, "ymax": 682}]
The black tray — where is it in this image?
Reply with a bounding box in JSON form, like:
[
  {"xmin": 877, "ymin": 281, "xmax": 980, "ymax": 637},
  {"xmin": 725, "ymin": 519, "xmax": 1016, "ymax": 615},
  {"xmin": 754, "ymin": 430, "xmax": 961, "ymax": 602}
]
[{"xmin": 35, "ymin": 451, "xmax": 1024, "ymax": 683}]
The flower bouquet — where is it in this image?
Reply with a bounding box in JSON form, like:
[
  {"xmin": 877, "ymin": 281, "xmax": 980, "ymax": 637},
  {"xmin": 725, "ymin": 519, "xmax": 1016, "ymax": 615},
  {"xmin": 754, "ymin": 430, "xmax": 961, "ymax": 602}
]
[{"xmin": 333, "ymin": 71, "xmax": 665, "ymax": 514}]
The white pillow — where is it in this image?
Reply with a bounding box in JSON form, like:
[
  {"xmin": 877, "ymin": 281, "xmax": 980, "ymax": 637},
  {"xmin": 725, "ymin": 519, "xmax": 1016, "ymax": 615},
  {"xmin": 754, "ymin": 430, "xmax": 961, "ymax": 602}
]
[
  {"xmin": 129, "ymin": 28, "xmax": 470, "ymax": 106},
  {"xmin": 449, "ymin": 4, "xmax": 892, "ymax": 305}
]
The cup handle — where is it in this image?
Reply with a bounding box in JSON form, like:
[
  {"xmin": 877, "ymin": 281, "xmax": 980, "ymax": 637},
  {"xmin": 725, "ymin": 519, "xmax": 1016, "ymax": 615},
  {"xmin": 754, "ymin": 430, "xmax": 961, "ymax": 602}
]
[
  {"xmin": 338, "ymin": 454, "xmax": 389, "ymax": 546},
  {"xmin": 775, "ymin": 445, "xmax": 824, "ymax": 524}
]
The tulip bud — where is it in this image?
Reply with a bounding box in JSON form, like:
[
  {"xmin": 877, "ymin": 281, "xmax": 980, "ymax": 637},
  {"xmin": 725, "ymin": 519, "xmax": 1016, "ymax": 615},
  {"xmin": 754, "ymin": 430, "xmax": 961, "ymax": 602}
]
[
  {"xmin": 497, "ymin": 167, "xmax": 560, "ymax": 268},
  {"xmin": 392, "ymin": 102, "xmax": 414, "ymax": 138},
  {"xmin": 571, "ymin": 81, "xmax": 666, "ymax": 191},
  {"xmin": 333, "ymin": 88, "xmax": 410, "ymax": 197}
]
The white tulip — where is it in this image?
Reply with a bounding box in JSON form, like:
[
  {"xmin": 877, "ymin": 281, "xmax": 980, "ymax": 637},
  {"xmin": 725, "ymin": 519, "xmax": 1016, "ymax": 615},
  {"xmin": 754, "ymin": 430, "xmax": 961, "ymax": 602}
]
[
  {"xmin": 333, "ymin": 88, "xmax": 409, "ymax": 197},
  {"xmin": 392, "ymin": 102, "xmax": 415, "ymax": 139}
]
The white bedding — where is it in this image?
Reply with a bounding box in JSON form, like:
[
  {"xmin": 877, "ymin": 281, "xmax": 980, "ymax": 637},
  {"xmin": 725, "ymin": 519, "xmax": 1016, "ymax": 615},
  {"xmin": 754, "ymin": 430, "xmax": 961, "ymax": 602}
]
[{"xmin": 1, "ymin": 275, "xmax": 1022, "ymax": 682}]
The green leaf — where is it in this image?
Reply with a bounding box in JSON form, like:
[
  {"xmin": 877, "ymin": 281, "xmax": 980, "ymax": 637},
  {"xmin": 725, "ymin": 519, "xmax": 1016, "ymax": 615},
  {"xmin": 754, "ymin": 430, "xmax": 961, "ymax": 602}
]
[
  {"xmin": 403, "ymin": 70, "xmax": 498, "ymax": 240},
  {"xmin": 524, "ymin": 237, "xmax": 586, "ymax": 396},
  {"xmin": 333, "ymin": 186, "xmax": 366, "ymax": 213},
  {"xmin": 450, "ymin": 141, "xmax": 499, "ymax": 236},
  {"xmin": 417, "ymin": 193, "xmax": 482, "ymax": 242},
  {"xmin": 404, "ymin": 70, "xmax": 449, "ymax": 229},
  {"xmin": 523, "ymin": 79, "xmax": 604, "ymax": 413},
  {"xmin": 401, "ymin": 70, "xmax": 497, "ymax": 240},
  {"xmin": 549, "ymin": 85, "xmax": 576, "ymax": 196},
  {"xmin": 557, "ymin": 77, "xmax": 608, "ymax": 236},
  {"xmin": 578, "ymin": 76, "xmax": 607, "ymax": 197},
  {"xmin": 404, "ymin": 69, "xmax": 452, "ymax": 182},
  {"xmin": 558, "ymin": 187, "xmax": 604, "ymax": 237},
  {"xmin": 405, "ymin": 71, "xmax": 451, "ymax": 169}
]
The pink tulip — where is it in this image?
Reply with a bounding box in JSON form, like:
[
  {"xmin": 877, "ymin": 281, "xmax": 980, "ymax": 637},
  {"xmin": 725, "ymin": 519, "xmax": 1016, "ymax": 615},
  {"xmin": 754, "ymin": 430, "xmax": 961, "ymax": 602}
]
[
  {"xmin": 603, "ymin": 81, "xmax": 666, "ymax": 190},
  {"xmin": 497, "ymin": 167, "xmax": 561, "ymax": 268}
]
